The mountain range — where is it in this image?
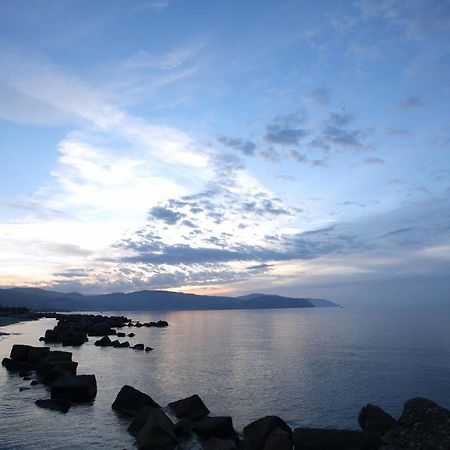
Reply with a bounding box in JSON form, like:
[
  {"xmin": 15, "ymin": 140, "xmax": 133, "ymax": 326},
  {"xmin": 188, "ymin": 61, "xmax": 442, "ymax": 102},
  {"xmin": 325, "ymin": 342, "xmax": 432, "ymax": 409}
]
[{"xmin": 0, "ymin": 287, "xmax": 339, "ymax": 311}]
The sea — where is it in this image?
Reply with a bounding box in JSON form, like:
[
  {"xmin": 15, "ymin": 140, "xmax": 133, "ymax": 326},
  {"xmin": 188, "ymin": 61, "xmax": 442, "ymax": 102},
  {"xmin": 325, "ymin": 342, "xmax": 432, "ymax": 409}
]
[{"xmin": 1, "ymin": 305, "xmax": 450, "ymax": 449}]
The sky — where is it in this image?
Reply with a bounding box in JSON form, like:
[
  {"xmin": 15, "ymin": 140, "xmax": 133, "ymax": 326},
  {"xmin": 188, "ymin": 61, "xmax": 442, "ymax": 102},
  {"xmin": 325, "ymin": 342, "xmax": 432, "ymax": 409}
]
[{"xmin": 0, "ymin": 0, "xmax": 449, "ymax": 304}]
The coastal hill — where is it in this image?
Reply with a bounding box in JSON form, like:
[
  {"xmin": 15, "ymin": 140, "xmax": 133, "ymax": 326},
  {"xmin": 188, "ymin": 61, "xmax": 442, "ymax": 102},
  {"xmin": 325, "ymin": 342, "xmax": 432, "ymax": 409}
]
[{"xmin": 0, "ymin": 288, "xmax": 339, "ymax": 312}]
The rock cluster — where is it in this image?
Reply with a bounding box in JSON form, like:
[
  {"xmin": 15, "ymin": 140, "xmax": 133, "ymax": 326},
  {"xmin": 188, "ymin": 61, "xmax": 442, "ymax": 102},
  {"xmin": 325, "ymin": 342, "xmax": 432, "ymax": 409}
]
[
  {"xmin": 128, "ymin": 320, "xmax": 169, "ymax": 328},
  {"xmin": 40, "ymin": 314, "xmax": 131, "ymax": 346},
  {"xmin": 2, "ymin": 344, "xmax": 96, "ymax": 413}
]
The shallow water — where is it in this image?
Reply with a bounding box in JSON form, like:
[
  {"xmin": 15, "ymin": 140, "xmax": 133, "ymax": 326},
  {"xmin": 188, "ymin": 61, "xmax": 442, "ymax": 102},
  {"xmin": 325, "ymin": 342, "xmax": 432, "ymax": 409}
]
[{"xmin": 1, "ymin": 306, "xmax": 450, "ymax": 449}]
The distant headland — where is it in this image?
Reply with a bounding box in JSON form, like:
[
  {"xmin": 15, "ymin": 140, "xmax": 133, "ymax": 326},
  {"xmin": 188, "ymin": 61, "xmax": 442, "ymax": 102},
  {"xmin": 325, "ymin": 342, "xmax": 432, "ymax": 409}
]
[{"xmin": 0, "ymin": 287, "xmax": 339, "ymax": 312}]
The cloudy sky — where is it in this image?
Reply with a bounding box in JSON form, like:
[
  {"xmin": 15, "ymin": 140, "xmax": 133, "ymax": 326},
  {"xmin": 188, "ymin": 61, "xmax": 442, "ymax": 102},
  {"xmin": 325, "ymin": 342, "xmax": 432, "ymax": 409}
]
[{"xmin": 0, "ymin": 0, "xmax": 449, "ymax": 303}]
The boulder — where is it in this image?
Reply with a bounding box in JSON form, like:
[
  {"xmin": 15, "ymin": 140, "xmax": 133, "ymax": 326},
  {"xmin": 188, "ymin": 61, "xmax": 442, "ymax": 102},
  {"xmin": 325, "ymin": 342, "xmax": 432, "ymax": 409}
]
[
  {"xmin": 382, "ymin": 397, "xmax": 450, "ymax": 450},
  {"xmin": 132, "ymin": 344, "xmax": 144, "ymax": 350},
  {"xmin": 135, "ymin": 408, "xmax": 177, "ymax": 449},
  {"xmin": 10, "ymin": 344, "xmax": 31, "ymax": 361},
  {"xmin": 293, "ymin": 427, "xmax": 380, "ymax": 450},
  {"xmin": 117, "ymin": 332, "xmax": 126, "ymax": 337},
  {"xmin": 263, "ymin": 427, "xmax": 292, "ymax": 450},
  {"xmin": 116, "ymin": 341, "xmax": 130, "ymax": 348},
  {"xmin": 94, "ymin": 336, "xmax": 113, "ymax": 347},
  {"xmin": 19, "ymin": 386, "xmax": 30, "ymax": 391},
  {"xmin": 243, "ymin": 416, "xmax": 292, "ymax": 450},
  {"xmin": 192, "ymin": 416, "xmax": 236, "ymax": 440},
  {"xmin": 128, "ymin": 333, "xmax": 135, "ymax": 337},
  {"xmin": 168, "ymin": 394, "xmax": 210, "ymax": 421},
  {"xmin": 145, "ymin": 347, "xmax": 153, "ymax": 352},
  {"xmin": 35, "ymin": 398, "xmax": 71, "ymax": 413},
  {"xmin": 2, "ymin": 357, "xmax": 34, "ymax": 372},
  {"xmin": 205, "ymin": 438, "xmax": 237, "ymax": 450},
  {"xmin": 112, "ymin": 385, "xmax": 161, "ymax": 416},
  {"xmin": 174, "ymin": 418, "xmax": 192, "ymax": 437},
  {"xmin": 26, "ymin": 346, "xmax": 50, "ymax": 364},
  {"xmin": 31, "ymin": 380, "xmax": 39, "ymax": 386},
  {"xmin": 358, "ymin": 404, "xmax": 396, "ymax": 434},
  {"xmin": 128, "ymin": 407, "xmax": 156, "ymax": 437},
  {"xmin": 51, "ymin": 374, "xmax": 97, "ymax": 402}
]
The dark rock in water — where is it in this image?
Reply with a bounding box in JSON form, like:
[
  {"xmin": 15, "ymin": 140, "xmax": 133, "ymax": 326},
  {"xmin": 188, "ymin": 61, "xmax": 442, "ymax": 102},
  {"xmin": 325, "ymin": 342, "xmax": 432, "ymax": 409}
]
[
  {"xmin": 51, "ymin": 374, "xmax": 97, "ymax": 402},
  {"xmin": 382, "ymin": 397, "xmax": 450, "ymax": 450},
  {"xmin": 2, "ymin": 357, "xmax": 34, "ymax": 372},
  {"xmin": 19, "ymin": 371, "xmax": 32, "ymax": 377},
  {"xmin": 88, "ymin": 322, "xmax": 117, "ymax": 336},
  {"xmin": 117, "ymin": 332, "xmax": 126, "ymax": 337},
  {"xmin": 26, "ymin": 346, "xmax": 50, "ymax": 364},
  {"xmin": 94, "ymin": 336, "xmax": 113, "ymax": 347},
  {"xmin": 10, "ymin": 344, "xmax": 31, "ymax": 361},
  {"xmin": 112, "ymin": 385, "xmax": 161, "ymax": 416},
  {"xmin": 358, "ymin": 404, "xmax": 396, "ymax": 434},
  {"xmin": 135, "ymin": 408, "xmax": 176, "ymax": 450},
  {"xmin": 192, "ymin": 416, "xmax": 236, "ymax": 440},
  {"xmin": 293, "ymin": 427, "xmax": 380, "ymax": 450},
  {"xmin": 23, "ymin": 376, "xmax": 33, "ymax": 380},
  {"xmin": 205, "ymin": 438, "xmax": 237, "ymax": 450},
  {"xmin": 263, "ymin": 427, "xmax": 292, "ymax": 450},
  {"xmin": 31, "ymin": 380, "xmax": 39, "ymax": 386},
  {"xmin": 116, "ymin": 341, "xmax": 130, "ymax": 348},
  {"xmin": 174, "ymin": 418, "xmax": 192, "ymax": 437},
  {"xmin": 144, "ymin": 320, "xmax": 169, "ymax": 328},
  {"xmin": 39, "ymin": 337, "xmax": 45, "ymax": 342},
  {"xmin": 168, "ymin": 394, "xmax": 210, "ymax": 421},
  {"xmin": 35, "ymin": 398, "xmax": 71, "ymax": 413},
  {"xmin": 111, "ymin": 340, "xmax": 120, "ymax": 347},
  {"xmin": 243, "ymin": 416, "xmax": 292, "ymax": 450},
  {"xmin": 128, "ymin": 333, "xmax": 135, "ymax": 337},
  {"xmin": 145, "ymin": 347, "xmax": 153, "ymax": 352},
  {"xmin": 128, "ymin": 406, "xmax": 156, "ymax": 437},
  {"xmin": 37, "ymin": 351, "xmax": 77, "ymax": 382},
  {"xmin": 19, "ymin": 386, "xmax": 30, "ymax": 391},
  {"xmin": 132, "ymin": 344, "xmax": 144, "ymax": 350}
]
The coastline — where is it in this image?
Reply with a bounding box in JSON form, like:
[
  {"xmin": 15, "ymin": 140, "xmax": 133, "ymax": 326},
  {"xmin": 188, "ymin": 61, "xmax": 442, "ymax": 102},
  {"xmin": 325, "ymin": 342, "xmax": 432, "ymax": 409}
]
[{"xmin": 0, "ymin": 314, "xmax": 35, "ymax": 330}]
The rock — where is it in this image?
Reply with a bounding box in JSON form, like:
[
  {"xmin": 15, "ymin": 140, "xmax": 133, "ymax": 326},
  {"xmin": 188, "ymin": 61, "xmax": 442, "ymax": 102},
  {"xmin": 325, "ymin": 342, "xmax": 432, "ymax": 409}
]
[
  {"xmin": 174, "ymin": 418, "xmax": 192, "ymax": 437},
  {"xmin": 382, "ymin": 397, "xmax": 450, "ymax": 450},
  {"xmin": 23, "ymin": 376, "xmax": 33, "ymax": 380},
  {"xmin": 111, "ymin": 340, "xmax": 120, "ymax": 347},
  {"xmin": 31, "ymin": 380, "xmax": 39, "ymax": 386},
  {"xmin": 132, "ymin": 344, "xmax": 144, "ymax": 350},
  {"xmin": 117, "ymin": 332, "xmax": 126, "ymax": 337},
  {"xmin": 145, "ymin": 347, "xmax": 153, "ymax": 352},
  {"xmin": 19, "ymin": 371, "xmax": 32, "ymax": 377},
  {"xmin": 112, "ymin": 385, "xmax": 161, "ymax": 416},
  {"xmin": 263, "ymin": 427, "xmax": 292, "ymax": 450},
  {"xmin": 19, "ymin": 387, "xmax": 30, "ymax": 391},
  {"xmin": 10, "ymin": 344, "xmax": 31, "ymax": 361},
  {"xmin": 243, "ymin": 416, "xmax": 292, "ymax": 450},
  {"xmin": 168, "ymin": 394, "xmax": 210, "ymax": 421},
  {"xmin": 35, "ymin": 399, "xmax": 71, "ymax": 413},
  {"xmin": 2, "ymin": 357, "xmax": 34, "ymax": 372},
  {"xmin": 192, "ymin": 416, "xmax": 236, "ymax": 440},
  {"xmin": 205, "ymin": 438, "xmax": 237, "ymax": 450},
  {"xmin": 128, "ymin": 333, "xmax": 135, "ymax": 337},
  {"xmin": 37, "ymin": 352, "xmax": 77, "ymax": 380},
  {"xmin": 135, "ymin": 408, "xmax": 176, "ymax": 450},
  {"xmin": 94, "ymin": 336, "xmax": 113, "ymax": 347},
  {"xmin": 358, "ymin": 404, "xmax": 396, "ymax": 434},
  {"xmin": 128, "ymin": 407, "xmax": 156, "ymax": 437},
  {"xmin": 26, "ymin": 346, "xmax": 50, "ymax": 364},
  {"xmin": 51, "ymin": 374, "xmax": 97, "ymax": 402},
  {"xmin": 88, "ymin": 322, "xmax": 117, "ymax": 336},
  {"xmin": 293, "ymin": 427, "xmax": 380, "ymax": 450},
  {"xmin": 117, "ymin": 341, "xmax": 130, "ymax": 348}
]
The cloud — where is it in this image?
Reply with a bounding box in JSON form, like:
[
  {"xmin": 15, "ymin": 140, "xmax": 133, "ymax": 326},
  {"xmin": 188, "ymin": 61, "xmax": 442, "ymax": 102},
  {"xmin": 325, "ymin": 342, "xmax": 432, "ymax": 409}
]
[
  {"xmin": 264, "ymin": 111, "xmax": 308, "ymax": 145},
  {"xmin": 217, "ymin": 136, "xmax": 257, "ymax": 155},
  {"xmin": 397, "ymin": 96, "xmax": 424, "ymax": 110},
  {"xmin": 386, "ymin": 127, "xmax": 411, "ymax": 137},
  {"xmin": 150, "ymin": 206, "xmax": 185, "ymax": 225},
  {"xmin": 363, "ymin": 157, "xmax": 385, "ymax": 165},
  {"xmin": 302, "ymin": 87, "xmax": 330, "ymax": 106}
]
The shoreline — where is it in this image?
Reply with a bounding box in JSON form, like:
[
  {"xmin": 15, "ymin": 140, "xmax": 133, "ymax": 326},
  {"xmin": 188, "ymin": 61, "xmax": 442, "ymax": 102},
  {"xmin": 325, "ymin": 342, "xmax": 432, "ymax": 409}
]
[{"xmin": 0, "ymin": 314, "xmax": 36, "ymax": 329}]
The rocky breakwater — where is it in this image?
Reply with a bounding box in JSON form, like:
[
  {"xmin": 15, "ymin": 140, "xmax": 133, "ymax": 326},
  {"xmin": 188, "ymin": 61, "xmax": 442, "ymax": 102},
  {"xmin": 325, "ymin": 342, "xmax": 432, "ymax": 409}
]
[
  {"xmin": 110, "ymin": 385, "xmax": 450, "ymax": 450},
  {"xmin": 2, "ymin": 344, "xmax": 96, "ymax": 413},
  {"xmin": 40, "ymin": 313, "xmax": 132, "ymax": 346}
]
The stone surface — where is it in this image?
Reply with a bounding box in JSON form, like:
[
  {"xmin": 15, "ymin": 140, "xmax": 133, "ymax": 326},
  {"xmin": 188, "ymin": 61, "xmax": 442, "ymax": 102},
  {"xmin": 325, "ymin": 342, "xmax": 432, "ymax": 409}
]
[
  {"xmin": 35, "ymin": 399, "xmax": 71, "ymax": 413},
  {"xmin": 51, "ymin": 374, "xmax": 97, "ymax": 402},
  {"xmin": 243, "ymin": 416, "xmax": 292, "ymax": 450},
  {"xmin": 192, "ymin": 416, "xmax": 236, "ymax": 440},
  {"xmin": 358, "ymin": 404, "xmax": 397, "ymax": 434},
  {"xmin": 135, "ymin": 408, "xmax": 176, "ymax": 449},
  {"xmin": 112, "ymin": 385, "xmax": 161, "ymax": 416},
  {"xmin": 168, "ymin": 394, "xmax": 210, "ymax": 421}
]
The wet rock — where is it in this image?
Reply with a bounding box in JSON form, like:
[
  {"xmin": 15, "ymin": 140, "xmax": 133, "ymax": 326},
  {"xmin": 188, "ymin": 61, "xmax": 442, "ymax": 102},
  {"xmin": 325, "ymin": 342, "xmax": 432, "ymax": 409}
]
[
  {"xmin": 35, "ymin": 398, "xmax": 71, "ymax": 413},
  {"xmin": 116, "ymin": 341, "xmax": 130, "ymax": 348},
  {"xmin": 19, "ymin": 371, "xmax": 32, "ymax": 377},
  {"xmin": 51, "ymin": 374, "xmax": 97, "ymax": 402},
  {"xmin": 192, "ymin": 416, "xmax": 236, "ymax": 440},
  {"xmin": 168, "ymin": 394, "xmax": 210, "ymax": 421},
  {"xmin": 243, "ymin": 416, "xmax": 292, "ymax": 450},
  {"xmin": 135, "ymin": 408, "xmax": 176, "ymax": 450},
  {"xmin": 112, "ymin": 385, "xmax": 161, "ymax": 416},
  {"xmin": 2, "ymin": 357, "xmax": 34, "ymax": 372},
  {"xmin": 145, "ymin": 347, "xmax": 153, "ymax": 352},
  {"xmin": 94, "ymin": 336, "xmax": 113, "ymax": 347},
  {"xmin": 117, "ymin": 332, "xmax": 126, "ymax": 337},
  {"xmin": 128, "ymin": 333, "xmax": 135, "ymax": 337},
  {"xmin": 31, "ymin": 380, "xmax": 39, "ymax": 386},
  {"xmin": 10, "ymin": 344, "xmax": 31, "ymax": 361},
  {"xmin": 19, "ymin": 386, "xmax": 30, "ymax": 391},
  {"xmin": 23, "ymin": 376, "xmax": 33, "ymax": 380},
  {"xmin": 132, "ymin": 344, "xmax": 144, "ymax": 350},
  {"xmin": 128, "ymin": 407, "xmax": 156, "ymax": 437},
  {"xmin": 382, "ymin": 397, "xmax": 450, "ymax": 450},
  {"xmin": 174, "ymin": 418, "xmax": 192, "ymax": 437},
  {"xmin": 358, "ymin": 404, "xmax": 397, "ymax": 434},
  {"xmin": 26, "ymin": 346, "xmax": 50, "ymax": 364},
  {"xmin": 205, "ymin": 438, "xmax": 237, "ymax": 450},
  {"xmin": 263, "ymin": 427, "xmax": 292, "ymax": 450},
  {"xmin": 293, "ymin": 427, "xmax": 380, "ymax": 450}
]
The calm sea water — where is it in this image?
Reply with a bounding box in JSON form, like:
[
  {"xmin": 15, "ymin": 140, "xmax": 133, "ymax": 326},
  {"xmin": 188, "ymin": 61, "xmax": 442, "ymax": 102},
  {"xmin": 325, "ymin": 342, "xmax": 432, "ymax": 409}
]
[{"xmin": 1, "ymin": 306, "xmax": 450, "ymax": 449}]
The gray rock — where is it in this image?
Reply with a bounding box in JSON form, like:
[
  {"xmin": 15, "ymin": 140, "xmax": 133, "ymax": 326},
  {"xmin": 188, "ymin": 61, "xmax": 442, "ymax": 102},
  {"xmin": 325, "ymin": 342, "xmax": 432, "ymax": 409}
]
[
  {"xmin": 135, "ymin": 408, "xmax": 176, "ymax": 449},
  {"xmin": 112, "ymin": 385, "xmax": 161, "ymax": 416},
  {"xmin": 192, "ymin": 416, "xmax": 236, "ymax": 440},
  {"xmin": 2, "ymin": 357, "xmax": 34, "ymax": 372},
  {"xmin": 51, "ymin": 374, "xmax": 97, "ymax": 402},
  {"xmin": 35, "ymin": 398, "xmax": 71, "ymax": 413},
  {"xmin": 168, "ymin": 394, "xmax": 210, "ymax": 421},
  {"xmin": 243, "ymin": 416, "xmax": 292, "ymax": 450},
  {"xmin": 358, "ymin": 404, "xmax": 396, "ymax": 434}
]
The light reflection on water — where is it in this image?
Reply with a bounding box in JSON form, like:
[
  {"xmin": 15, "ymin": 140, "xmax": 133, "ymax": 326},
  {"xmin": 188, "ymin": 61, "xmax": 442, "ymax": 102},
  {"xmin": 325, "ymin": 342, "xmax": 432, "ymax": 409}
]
[{"xmin": 1, "ymin": 307, "xmax": 450, "ymax": 449}]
